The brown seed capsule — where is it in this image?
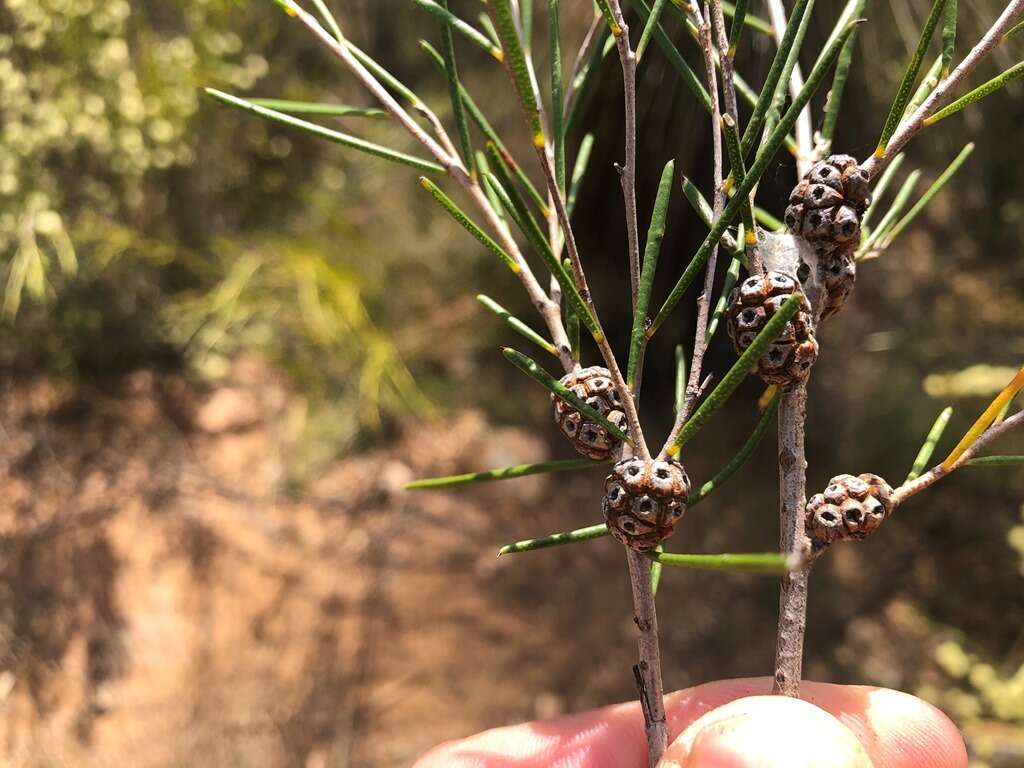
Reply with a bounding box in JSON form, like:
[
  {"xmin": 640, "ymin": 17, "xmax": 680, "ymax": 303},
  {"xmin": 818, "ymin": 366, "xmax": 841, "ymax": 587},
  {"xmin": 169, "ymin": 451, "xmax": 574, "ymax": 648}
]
[
  {"xmin": 552, "ymin": 366, "xmax": 627, "ymax": 461},
  {"xmin": 602, "ymin": 458, "xmax": 691, "ymax": 551},
  {"xmin": 725, "ymin": 271, "xmax": 818, "ymax": 387},
  {"xmin": 785, "ymin": 154, "xmax": 869, "ymax": 319},
  {"xmin": 806, "ymin": 472, "xmax": 896, "ymax": 547}
]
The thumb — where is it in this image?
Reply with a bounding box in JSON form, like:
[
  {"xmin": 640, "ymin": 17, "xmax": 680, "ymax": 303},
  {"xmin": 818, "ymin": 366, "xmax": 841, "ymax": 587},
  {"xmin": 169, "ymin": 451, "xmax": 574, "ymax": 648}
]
[{"xmin": 658, "ymin": 695, "xmax": 873, "ymax": 768}]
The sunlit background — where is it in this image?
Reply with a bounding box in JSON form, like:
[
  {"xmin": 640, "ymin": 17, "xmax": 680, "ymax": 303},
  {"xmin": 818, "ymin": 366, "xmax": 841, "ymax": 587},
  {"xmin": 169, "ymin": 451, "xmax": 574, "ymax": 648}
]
[{"xmin": 1, "ymin": 0, "xmax": 1023, "ymax": 765}]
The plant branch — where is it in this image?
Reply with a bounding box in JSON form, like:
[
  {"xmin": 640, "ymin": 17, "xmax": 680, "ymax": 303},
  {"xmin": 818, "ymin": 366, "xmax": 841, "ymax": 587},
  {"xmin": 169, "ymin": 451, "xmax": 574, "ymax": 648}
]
[
  {"xmin": 772, "ymin": 383, "xmax": 813, "ymax": 697},
  {"xmin": 607, "ymin": 0, "xmax": 642, "ymax": 310},
  {"xmin": 894, "ymin": 410, "xmax": 1024, "ymax": 504},
  {"xmin": 626, "ymin": 549, "xmax": 668, "ymax": 767},
  {"xmin": 862, "ymin": 0, "xmax": 1024, "ymax": 177}
]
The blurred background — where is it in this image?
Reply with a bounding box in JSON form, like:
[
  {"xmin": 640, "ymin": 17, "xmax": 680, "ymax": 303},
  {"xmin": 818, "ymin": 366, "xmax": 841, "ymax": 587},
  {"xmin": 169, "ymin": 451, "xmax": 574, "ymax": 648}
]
[{"xmin": 1, "ymin": 0, "xmax": 1023, "ymax": 765}]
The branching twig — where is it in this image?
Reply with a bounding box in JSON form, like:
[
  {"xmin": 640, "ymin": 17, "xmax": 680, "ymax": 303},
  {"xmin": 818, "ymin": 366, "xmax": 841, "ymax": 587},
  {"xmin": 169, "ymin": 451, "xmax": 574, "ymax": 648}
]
[
  {"xmin": 607, "ymin": 0, "xmax": 642, "ymax": 310},
  {"xmin": 772, "ymin": 384, "xmax": 812, "ymax": 697},
  {"xmin": 863, "ymin": 0, "xmax": 1024, "ymax": 177},
  {"xmin": 285, "ymin": 1, "xmax": 577, "ymax": 372},
  {"xmin": 895, "ymin": 410, "xmax": 1024, "ymax": 503}
]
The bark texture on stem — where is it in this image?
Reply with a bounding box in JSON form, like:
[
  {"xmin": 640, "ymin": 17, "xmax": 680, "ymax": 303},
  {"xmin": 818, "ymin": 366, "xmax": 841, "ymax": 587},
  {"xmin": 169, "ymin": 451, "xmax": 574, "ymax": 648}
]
[
  {"xmin": 626, "ymin": 549, "xmax": 668, "ymax": 767},
  {"xmin": 773, "ymin": 383, "xmax": 812, "ymax": 697}
]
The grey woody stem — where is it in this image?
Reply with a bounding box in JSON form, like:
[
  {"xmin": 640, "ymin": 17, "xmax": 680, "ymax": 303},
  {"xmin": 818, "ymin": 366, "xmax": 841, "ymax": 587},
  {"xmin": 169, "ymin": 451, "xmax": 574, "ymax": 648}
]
[
  {"xmin": 607, "ymin": 0, "xmax": 642, "ymax": 310},
  {"xmin": 710, "ymin": 0, "xmax": 740, "ymax": 125},
  {"xmin": 766, "ymin": 0, "xmax": 814, "ymax": 178},
  {"xmin": 675, "ymin": 7, "xmax": 724, "ymax": 429},
  {"xmin": 863, "ymin": 0, "xmax": 1024, "ymax": 177},
  {"xmin": 287, "ymin": 2, "xmax": 577, "ymax": 372},
  {"xmin": 626, "ymin": 549, "xmax": 669, "ymax": 767},
  {"xmin": 894, "ymin": 410, "xmax": 1024, "ymax": 504},
  {"xmin": 773, "ymin": 383, "xmax": 813, "ymax": 697}
]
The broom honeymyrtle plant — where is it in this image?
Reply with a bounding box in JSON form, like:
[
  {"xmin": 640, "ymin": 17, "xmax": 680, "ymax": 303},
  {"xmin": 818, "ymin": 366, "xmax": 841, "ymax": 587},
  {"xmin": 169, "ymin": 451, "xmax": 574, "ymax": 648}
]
[{"xmin": 207, "ymin": 0, "xmax": 1024, "ymax": 764}]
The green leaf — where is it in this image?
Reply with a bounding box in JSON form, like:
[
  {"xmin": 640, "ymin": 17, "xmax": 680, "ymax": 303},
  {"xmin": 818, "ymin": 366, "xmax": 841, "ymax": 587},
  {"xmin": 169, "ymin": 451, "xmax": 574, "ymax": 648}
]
[
  {"xmin": 637, "ymin": 0, "xmax": 670, "ymax": 61},
  {"xmin": 739, "ymin": 0, "xmax": 812, "ymax": 158},
  {"xmin": 924, "ymin": 62, "xmax": 1024, "ymax": 127},
  {"xmin": 881, "ymin": 143, "xmax": 974, "ymax": 247},
  {"xmin": 421, "ymin": 41, "xmax": 549, "ymax": 215},
  {"xmin": 498, "ymin": 523, "xmax": 609, "ymax": 555},
  {"xmin": 820, "ymin": 0, "xmax": 867, "ymax": 144},
  {"xmin": 721, "ymin": 0, "xmax": 771, "ymax": 36},
  {"xmin": 966, "ymin": 455, "xmax": 1024, "ymax": 467},
  {"xmin": 436, "ymin": 0, "xmax": 476, "ymax": 174},
  {"xmin": 668, "ymin": 293, "xmax": 804, "ymax": 456},
  {"xmin": 706, "ymin": 250, "xmax": 742, "ymax": 342},
  {"xmin": 679, "ymin": 175, "xmax": 739, "ymax": 253},
  {"xmin": 728, "ymin": 0, "xmax": 751, "ymax": 54},
  {"xmin": 347, "ymin": 42, "xmax": 420, "ymax": 106},
  {"xmin": 861, "ymin": 153, "xmax": 906, "ymax": 232},
  {"xmin": 942, "ymin": 0, "xmax": 958, "ymax": 77},
  {"xmin": 646, "ymin": 551, "xmax": 790, "ymax": 574},
  {"xmin": 764, "ymin": 0, "xmax": 817, "ymax": 141},
  {"xmin": 489, "ymin": 0, "xmax": 546, "ymax": 148},
  {"xmin": 650, "ymin": 545, "xmax": 664, "ymax": 594},
  {"xmin": 419, "ymin": 177, "xmax": 520, "ymax": 273},
  {"xmin": 1005, "ymin": 19, "xmax": 1024, "ymax": 43},
  {"xmin": 650, "ymin": 18, "xmax": 860, "ymax": 337},
  {"xmin": 477, "ymin": 294, "xmax": 557, "ymax": 356},
  {"xmin": 634, "ymin": 0, "xmax": 713, "ymax": 113},
  {"xmin": 565, "ymin": 25, "xmax": 614, "ymax": 131},
  {"xmin": 549, "ymin": 0, "xmax": 566, "ymax": 196},
  {"xmin": 906, "ymin": 406, "xmax": 953, "ymax": 482},
  {"xmin": 413, "ymin": 0, "xmax": 504, "ymax": 59},
  {"xmin": 594, "ymin": 0, "xmax": 622, "ymax": 37},
  {"xmin": 309, "ymin": 0, "xmax": 344, "ymax": 42},
  {"xmin": 407, "ymin": 457, "xmax": 603, "ymax": 489},
  {"xmin": 502, "ymin": 347, "xmax": 632, "ymax": 444},
  {"xmin": 858, "ymin": 169, "xmax": 921, "ymax": 256},
  {"xmin": 484, "ymin": 145, "xmax": 600, "ymax": 340},
  {"xmin": 675, "ymin": 344, "xmax": 687, "ymax": 415},
  {"xmin": 563, "ymin": 258, "xmax": 580, "ymax": 362},
  {"xmin": 721, "ymin": 115, "xmax": 754, "ymax": 237},
  {"xmin": 246, "ymin": 99, "xmax": 386, "ymax": 118},
  {"xmin": 627, "ymin": 160, "xmax": 675, "ymax": 388},
  {"xmin": 205, "ymin": 89, "xmax": 443, "ymax": 172},
  {"xmin": 688, "ymin": 392, "xmax": 780, "ymax": 504},
  {"xmin": 566, "ymin": 133, "xmax": 595, "ymax": 220},
  {"xmin": 875, "ymin": 0, "xmax": 948, "ymax": 158}
]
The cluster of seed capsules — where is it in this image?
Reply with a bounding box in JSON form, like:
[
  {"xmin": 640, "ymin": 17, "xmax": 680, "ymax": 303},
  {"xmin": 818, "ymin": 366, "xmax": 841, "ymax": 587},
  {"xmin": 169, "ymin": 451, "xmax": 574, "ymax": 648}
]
[
  {"xmin": 724, "ymin": 155, "xmax": 871, "ymax": 388},
  {"xmin": 805, "ymin": 473, "xmax": 898, "ymax": 550}
]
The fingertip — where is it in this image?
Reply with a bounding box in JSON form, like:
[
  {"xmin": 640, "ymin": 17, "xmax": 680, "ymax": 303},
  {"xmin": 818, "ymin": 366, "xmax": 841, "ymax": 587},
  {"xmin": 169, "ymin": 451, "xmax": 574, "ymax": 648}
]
[
  {"xmin": 659, "ymin": 695, "xmax": 872, "ymax": 768},
  {"xmin": 802, "ymin": 683, "xmax": 968, "ymax": 768}
]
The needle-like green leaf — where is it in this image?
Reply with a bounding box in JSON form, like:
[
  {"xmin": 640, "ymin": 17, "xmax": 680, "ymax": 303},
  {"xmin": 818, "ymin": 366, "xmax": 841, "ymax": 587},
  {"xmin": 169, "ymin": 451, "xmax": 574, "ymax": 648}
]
[
  {"xmin": 347, "ymin": 42, "xmax": 420, "ymax": 106},
  {"xmin": 706, "ymin": 250, "xmax": 742, "ymax": 342},
  {"xmin": 421, "ymin": 41, "xmax": 549, "ymax": 215},
  {"xmin": 498, "ymin": 523, "xmax": 610, "ymax": 555},
  {"xmin": 679, "ymin": 175, "xmax": 739, "ymax": 253},
  {"xmin": 966, "ymin": 455, "xmax": 1024, "ymax": 467},
  {"xmin": 650, "ymin": 545, "xmax": 664, "ymax": 594},
  {"xmin": 247, "ymin": 98, "xmax": 386, "ymax": 118},
  {"xmin": 479, "ymin": 12, "xmax": 501, "ymax": 47},
  {"xmin": 635, "ymin": 0, "xmax": 713, "ymax": 113},
  {"xmin": 764, "ymin": 0, "xmax": 817, "ymax": 141},
  {"xmin": 690, "ymin": 392, "xmax": 780, "ymax": 504},
  {"xmin": 566, "ymin": 133, "xmax": 595, "ymax": 220},
  {"xmin": 858, "ymin": 169, "xmax": 921, "ymax": 256},
  {"xmin": 628, "ymin": 160, "xmax": 675, "ymax": 388},
  {"xmin": 594, "ymin": 0, "xmax": 621, "ymax": 36},
  {"xmin": 906, "ymin": 406, "xmax": 953, "ymax": 482},
  {"xmin": 563, "ymin": 258, "xmax": 580, "ymax": 362},
  {"xmin": 502, "ymin": 348, "xmax": 633, "ymax": 443},
  {"xmin": 668, "ymin": 293, "xmax": 804, "ymax": 456},
  {"xmin": 309, "ymin": 0, "xmax": 344, "ymax": 42},
  {"xmin": 820, "ymin": 0, "xmax": 866, "ymax": 144},
  {"xmin": 205, "ymin": 89, "xmax": 443, "ymax": 172},
  {"xmin": 721, "ymin": 115, "xmax": 755, "ymax": 238},
  {"xmin": 485, "ymin": 145, "xmax": 600, "ymax": 339},
  {"xmin": 477, "ymin": 294, "xmax": 557, "ymax": 356},
  {"xmin": 881, "ymin": 143, "xmax": 974, "ymax": 247},
  {"xmin": 413, "ymin": 0, "xmax": 504, "ymax": 59},
  {"xmin": 436, "ymin": 0, "xmax": 476, "ymax": 175},
  {"xmin": 646, "ymin": 551, "xmax": 790, "ymax": 574},
  {"xmin": 419, "ymin": 177, "xmax": 520, "ymax": 273},
  {"xmin": 566, "ymin": 25, "xmax": 613, "ymax": 131},
  {"xmin": 651, "ymin": 18, "xmax": 860, "ymax": 337},
  {"xmin": 941, "ymin": 0, "xmax": 958, "ymax": 77},
  {"xmin": 489, "ymin": 0, "xmax": 546, "ymax": 148},
  {"xmin": 924, "ymin": 62, "xmax": 1024, "ymax": 126},
  {"xmin": 549, "ymin": 0, "xmax": 566, "ymax": 195},
  {"xmin": 522, "ymin": 0, "xmax": 534, "ymax": 48},
  {"xmin": 739, "ymin": 0, "xmax": 812, "ymax": 158},
  {"xmin": 728, "ymin": 0, "xmax": 751, "ymax": 55},
  {"xmin": 875, "ymin": 0, "xmax": 948, "ymax": 158},
  {"xmin": 861, "ymin": 153, "xmax": 906, "ymax": 232},
  {"xmin": 407, "ymin": 457, "xmax": 603, "ymax": 490},
  {"xmin": 1005, "ymin": 19, "xmax": 1024, "ymax": 43},
  {"xmin": 637, "ymin": 0, "xmax": 670, "ymax": 62},
  {"xmin": 675, "ymin": 344, "xmax": 687, "ymax": 416}
]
